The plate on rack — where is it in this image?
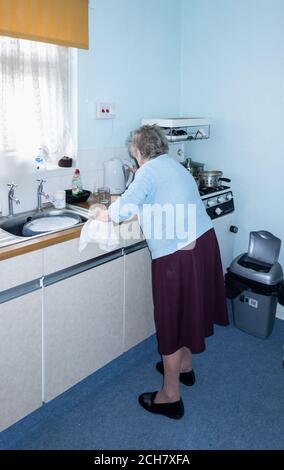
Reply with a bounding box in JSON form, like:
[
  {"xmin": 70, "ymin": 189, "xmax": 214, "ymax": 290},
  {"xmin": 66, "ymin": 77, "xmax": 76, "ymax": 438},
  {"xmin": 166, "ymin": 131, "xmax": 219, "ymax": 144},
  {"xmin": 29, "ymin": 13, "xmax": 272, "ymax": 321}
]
[{"xmin": 166, "ymin": 135, "xmax": 188, "ymax": 142}]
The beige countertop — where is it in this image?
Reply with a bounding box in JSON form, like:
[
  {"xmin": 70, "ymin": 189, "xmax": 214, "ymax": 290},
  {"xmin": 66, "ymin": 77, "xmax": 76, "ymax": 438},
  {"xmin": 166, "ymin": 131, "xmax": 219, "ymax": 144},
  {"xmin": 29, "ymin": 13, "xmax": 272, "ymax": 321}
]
[
  {"xmin": 0, "ymin": 196, "xmax": 141, "ymax": 262},
  {"xmin": 0, "ymin": 225, "xmax": 84, "ymax": 261}
]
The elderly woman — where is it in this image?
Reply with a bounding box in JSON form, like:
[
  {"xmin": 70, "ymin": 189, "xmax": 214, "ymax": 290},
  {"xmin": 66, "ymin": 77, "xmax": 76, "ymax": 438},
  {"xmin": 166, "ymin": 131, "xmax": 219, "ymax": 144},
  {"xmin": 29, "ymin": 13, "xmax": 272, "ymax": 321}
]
[{"xmin": 93, "ymin": 125, "xmax": 229, "ymax": 420}]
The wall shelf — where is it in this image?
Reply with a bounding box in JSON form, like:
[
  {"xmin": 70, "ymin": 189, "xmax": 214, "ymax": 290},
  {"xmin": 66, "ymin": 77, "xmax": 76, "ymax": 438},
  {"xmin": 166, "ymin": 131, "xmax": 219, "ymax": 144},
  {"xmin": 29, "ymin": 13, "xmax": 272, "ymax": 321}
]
[{"xmin": 141, "ymin": 117, "xmax": 211, "ymax": 142}]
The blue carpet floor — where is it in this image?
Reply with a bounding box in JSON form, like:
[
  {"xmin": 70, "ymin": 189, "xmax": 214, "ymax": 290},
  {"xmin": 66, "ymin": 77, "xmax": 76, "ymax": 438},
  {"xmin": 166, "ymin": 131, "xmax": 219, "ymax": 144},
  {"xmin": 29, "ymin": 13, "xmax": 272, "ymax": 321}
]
[{"xmin": 0, "ymin": 308, "xmax": 284, "ymax": 450}]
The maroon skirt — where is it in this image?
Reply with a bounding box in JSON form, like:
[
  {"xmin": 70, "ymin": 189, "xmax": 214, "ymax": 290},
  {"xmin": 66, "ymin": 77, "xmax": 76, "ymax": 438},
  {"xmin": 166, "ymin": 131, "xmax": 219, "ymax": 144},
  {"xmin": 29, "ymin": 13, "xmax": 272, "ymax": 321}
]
[{"xmin": 151, "ymin": 228, "xmax": 229, "ymax": 355}]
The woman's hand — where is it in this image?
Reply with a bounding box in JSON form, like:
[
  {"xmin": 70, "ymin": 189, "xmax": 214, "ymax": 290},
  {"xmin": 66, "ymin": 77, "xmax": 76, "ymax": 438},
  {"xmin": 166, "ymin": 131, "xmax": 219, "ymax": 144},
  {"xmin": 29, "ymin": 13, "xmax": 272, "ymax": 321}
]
[
  {"xmin": 89, "ymin": 204, "xmax": 110, "ymax": 222},
  {"xmin": 130, "ymin": 166, "xmax": 138, "ymax": 174}
]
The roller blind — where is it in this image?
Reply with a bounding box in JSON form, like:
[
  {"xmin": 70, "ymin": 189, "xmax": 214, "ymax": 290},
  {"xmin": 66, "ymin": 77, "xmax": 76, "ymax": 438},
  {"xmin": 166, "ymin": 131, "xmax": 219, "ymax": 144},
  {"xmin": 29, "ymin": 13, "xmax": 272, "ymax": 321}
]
[{"xmin": 0, "ymin": 0, "xmax": 89, "ymax": 49}]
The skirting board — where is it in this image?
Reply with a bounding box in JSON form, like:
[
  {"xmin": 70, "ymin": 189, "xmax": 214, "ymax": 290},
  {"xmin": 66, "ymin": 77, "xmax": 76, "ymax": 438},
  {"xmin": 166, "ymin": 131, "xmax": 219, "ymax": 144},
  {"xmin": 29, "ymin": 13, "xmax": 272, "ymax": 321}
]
[{"xmin": 276, "ymin": 305, "xmax": 284, "ymax": 320}]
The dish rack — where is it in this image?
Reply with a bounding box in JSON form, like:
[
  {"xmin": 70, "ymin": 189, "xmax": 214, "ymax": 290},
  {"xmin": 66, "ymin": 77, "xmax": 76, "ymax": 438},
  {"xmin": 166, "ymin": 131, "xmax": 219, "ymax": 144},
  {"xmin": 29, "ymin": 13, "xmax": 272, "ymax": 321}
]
[{"xmin": 141, "ymin": 117, "xmax": 211, "ymax": 142}]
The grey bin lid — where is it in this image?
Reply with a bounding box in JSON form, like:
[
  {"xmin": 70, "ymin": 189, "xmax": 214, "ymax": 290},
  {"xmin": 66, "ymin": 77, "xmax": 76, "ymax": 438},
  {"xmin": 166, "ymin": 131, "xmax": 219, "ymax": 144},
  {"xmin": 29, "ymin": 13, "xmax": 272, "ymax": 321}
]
[
  {"xmin": 248, "ymin": 231, "xmax": 281, "ymax": 265},
  {"xmin": 229, "ymin": 253, "xmax": 283, "ymax": 286}
]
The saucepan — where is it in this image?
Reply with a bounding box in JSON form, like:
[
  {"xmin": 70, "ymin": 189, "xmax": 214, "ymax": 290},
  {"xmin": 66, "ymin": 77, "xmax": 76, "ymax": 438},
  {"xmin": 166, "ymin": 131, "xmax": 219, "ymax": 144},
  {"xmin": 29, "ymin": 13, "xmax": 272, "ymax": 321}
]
[
  {"xmin": 198, "ymin": 170, "xmax": 231, "ymax": 189},
  {"xmin": 182, "ymin": 159, "xmax": 205, "ymax": 176}
]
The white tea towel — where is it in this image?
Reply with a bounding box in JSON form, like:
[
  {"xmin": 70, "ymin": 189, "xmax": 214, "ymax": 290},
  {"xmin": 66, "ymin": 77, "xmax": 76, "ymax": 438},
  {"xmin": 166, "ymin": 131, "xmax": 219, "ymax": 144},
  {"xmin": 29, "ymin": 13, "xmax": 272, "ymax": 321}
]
[{"xmin": 79, "ymin": 219, "xmax": 120, "ymax": 252}]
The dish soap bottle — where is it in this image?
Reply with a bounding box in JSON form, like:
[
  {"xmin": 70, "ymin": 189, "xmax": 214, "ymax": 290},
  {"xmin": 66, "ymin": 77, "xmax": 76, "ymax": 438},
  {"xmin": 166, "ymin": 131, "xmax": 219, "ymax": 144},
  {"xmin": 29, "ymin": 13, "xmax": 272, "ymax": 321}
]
[{"xmin": 72, "ymin": 168, "xmax": 83, "ymax": 196}]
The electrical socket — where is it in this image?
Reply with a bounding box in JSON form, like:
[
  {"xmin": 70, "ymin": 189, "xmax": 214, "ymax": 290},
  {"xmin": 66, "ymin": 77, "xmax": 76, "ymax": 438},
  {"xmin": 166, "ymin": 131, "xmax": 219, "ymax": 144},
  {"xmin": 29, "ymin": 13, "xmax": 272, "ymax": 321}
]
[{"xmin": 96, "ymin": 102, "xmax": 116, "ymax": 119}]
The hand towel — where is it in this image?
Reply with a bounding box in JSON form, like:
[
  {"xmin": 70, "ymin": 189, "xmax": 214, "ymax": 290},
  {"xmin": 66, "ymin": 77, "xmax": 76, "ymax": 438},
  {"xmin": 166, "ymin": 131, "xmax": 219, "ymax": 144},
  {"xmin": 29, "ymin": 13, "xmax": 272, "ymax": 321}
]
[{"xmin": 79, "ymin": 219, "xmax": 119, "ymax": 252}]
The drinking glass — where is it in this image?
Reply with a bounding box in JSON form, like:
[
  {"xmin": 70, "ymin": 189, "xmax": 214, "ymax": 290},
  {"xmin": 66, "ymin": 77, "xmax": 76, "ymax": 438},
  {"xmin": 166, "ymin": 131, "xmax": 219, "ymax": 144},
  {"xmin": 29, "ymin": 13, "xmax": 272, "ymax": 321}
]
[{"xmin": 97, "ymin": 187, "xmax": 111, "ymax": 206}]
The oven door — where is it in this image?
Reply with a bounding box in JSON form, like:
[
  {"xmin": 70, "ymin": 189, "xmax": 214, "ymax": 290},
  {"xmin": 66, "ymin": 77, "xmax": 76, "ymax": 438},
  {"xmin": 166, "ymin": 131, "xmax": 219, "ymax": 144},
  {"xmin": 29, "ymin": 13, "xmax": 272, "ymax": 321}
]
[{"xmin": 212, "ymin": 212, "xmax": 236, "ymax": 274}]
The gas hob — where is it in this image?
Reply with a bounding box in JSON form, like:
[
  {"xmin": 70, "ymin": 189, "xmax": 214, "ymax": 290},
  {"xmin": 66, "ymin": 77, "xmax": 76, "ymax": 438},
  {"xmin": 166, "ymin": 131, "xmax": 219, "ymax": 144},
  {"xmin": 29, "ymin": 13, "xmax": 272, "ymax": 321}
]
[{"xmin": 199, "ymin": 185, "xmax": 230, "ymax": 198}]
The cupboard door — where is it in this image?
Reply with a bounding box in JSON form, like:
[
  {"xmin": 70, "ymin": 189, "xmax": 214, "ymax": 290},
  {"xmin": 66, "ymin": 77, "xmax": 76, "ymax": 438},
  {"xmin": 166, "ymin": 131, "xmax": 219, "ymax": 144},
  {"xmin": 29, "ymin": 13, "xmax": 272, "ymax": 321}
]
[
  {"xmin": 124, "ymin": 248, "xmax": 155, "ymax": 351},
  {"xmin": 0, "ymin": 291, "xmax": 42, "ymax": 432},
  {"xmin": 44, "ymin": 257, "xmax": 124, "ymax": 402},
  {"xmin": 0, "ymin": 250, "xmax": 43, "ymax": 291}
]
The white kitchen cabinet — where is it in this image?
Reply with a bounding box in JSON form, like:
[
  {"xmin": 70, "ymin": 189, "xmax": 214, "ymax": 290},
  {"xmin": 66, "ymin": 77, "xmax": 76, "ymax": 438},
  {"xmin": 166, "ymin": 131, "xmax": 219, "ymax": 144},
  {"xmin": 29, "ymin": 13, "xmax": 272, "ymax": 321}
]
[
  {"xmin": 0, "ymin": 233, "xmax": 155, "ymax": 427},
  {"xmin": 124, "ymin": 247, "xmax": 155, "ymax": 351},
  {"xmin": 0, "ymin": 290, "xmax": 42, "ymax": 432},
  {"xmin": 0, "ymin": 250, "xmax": 43, "ymax": 291},
  {"xmin": 43, "ymin": 230, "xmax": 124, "ymax": 275},
  {"xmin": 120, "ymin": 218, "xmax": 145, "ymax": 248},
  {"xmin": 43, "ymin": 237, "xmax": 111, "ymax": 275},
  {"xmin": 44, "ymin": 256, "xmax": 124, "ymax": 402}
]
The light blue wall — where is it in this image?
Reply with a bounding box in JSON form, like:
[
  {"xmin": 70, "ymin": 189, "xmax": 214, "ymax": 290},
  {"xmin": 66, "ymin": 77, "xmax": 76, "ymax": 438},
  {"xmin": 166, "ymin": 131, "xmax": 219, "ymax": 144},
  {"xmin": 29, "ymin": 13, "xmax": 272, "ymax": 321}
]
[
  {"xmin": 180, "ymin": 0, "xmax": 284, "ymax": 266},
  {"xmin": 77, "ymin": 0, "xmax": 181, "ymax": 150},
  {"xmin": 76, "ymin": 0, "xmax": 284, "ymax": 267}
]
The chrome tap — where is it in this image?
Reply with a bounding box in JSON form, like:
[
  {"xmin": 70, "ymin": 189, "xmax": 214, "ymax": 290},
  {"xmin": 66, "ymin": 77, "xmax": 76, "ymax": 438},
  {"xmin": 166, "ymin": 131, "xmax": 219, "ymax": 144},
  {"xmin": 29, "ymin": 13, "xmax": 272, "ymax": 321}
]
[
  {"xmin": 37, "ymin": 179, "xmax": 49, "ymax": 211},
  {"xmin": 7, "ymin": 183, "xmax": 20, "ymax": 217}
]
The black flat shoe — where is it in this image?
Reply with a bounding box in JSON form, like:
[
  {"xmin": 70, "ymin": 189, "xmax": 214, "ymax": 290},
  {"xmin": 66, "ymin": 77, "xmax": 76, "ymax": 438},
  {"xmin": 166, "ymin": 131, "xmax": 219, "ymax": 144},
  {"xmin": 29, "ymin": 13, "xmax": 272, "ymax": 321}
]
[
  {"xmin": 156, "ymin": 361, "xmax": 196, "ymax": 386},
  {"xmin": 138, "ymin": 391, "xmax": 184, "ymax": 419}
]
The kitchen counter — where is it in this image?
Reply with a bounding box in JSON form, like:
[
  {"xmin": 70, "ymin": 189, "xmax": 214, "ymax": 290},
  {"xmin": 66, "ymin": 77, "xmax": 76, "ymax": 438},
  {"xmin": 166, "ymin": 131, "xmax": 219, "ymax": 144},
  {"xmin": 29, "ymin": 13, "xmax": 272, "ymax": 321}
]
[
  {"xmin": 0, "ymin": 196, "xmax": 140, "ymax": 261},
  {"xmin": 0, "ymin": 225, "xmax": 83, "ymax": 261}
]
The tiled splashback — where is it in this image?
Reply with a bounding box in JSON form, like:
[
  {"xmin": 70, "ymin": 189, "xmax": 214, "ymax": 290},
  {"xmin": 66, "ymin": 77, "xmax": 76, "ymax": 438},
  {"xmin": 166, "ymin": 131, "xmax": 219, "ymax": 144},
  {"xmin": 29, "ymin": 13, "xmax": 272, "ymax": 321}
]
[{"xmin": 0, "ymin": 147, "xmax": 130, "ymax": 216}]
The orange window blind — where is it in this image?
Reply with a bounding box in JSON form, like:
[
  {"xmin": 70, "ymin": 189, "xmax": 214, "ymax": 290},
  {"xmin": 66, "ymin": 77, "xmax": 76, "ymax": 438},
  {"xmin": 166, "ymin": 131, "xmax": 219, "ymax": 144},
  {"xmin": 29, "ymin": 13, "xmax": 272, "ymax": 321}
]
[{"xmin": 0, "ymin": 0, "xmax": 89, "ymax": 48}]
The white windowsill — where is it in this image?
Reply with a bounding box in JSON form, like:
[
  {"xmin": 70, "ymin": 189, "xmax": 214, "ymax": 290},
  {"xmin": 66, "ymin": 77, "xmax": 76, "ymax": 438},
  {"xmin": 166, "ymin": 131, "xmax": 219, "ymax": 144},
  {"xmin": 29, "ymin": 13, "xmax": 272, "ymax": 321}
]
[{"xmin": 35, "ymin": 164, "xmax": 75, "ymax": 177}]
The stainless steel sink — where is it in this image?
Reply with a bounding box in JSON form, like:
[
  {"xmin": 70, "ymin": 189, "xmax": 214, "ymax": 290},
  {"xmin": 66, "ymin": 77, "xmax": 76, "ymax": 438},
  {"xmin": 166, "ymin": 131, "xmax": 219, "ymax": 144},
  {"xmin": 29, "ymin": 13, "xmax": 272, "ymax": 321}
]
[{"xmin": 0, "ymin": 206, "xmax": 88, "ymax": 242}]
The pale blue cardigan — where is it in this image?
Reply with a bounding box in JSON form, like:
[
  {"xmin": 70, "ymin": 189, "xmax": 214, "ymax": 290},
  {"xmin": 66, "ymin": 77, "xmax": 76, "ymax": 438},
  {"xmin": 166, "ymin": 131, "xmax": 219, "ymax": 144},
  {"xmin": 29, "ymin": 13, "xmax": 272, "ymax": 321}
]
[{"xmin": 108, "ymin": 154, "xmax": 212, "ymax": 259}]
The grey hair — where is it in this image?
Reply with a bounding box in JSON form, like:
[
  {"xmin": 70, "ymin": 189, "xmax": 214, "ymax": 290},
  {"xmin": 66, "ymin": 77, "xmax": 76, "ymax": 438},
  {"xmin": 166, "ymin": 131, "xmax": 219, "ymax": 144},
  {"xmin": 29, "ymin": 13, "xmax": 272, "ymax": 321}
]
[{"xmin": 127, "ymin": 124, "xmax": 169, "ymax": 160}]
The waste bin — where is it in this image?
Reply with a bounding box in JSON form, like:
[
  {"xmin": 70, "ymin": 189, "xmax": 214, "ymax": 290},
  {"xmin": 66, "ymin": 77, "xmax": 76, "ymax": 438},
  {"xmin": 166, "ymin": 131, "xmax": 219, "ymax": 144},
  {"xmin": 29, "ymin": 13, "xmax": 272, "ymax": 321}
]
[{"xmin": 225, "ymin": 231, "xmax": 283, "ymax": 338}]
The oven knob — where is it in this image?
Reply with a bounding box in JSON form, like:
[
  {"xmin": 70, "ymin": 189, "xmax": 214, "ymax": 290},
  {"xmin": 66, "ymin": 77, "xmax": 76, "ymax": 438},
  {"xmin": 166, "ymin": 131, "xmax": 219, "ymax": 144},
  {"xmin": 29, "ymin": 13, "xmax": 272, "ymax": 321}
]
[
  {"xmin": 207, "ymin": 199, "xmax": 215, "ymax": 207},
  {"xmin": 215, "ymin": 207, "xmax": 223, "ymax": 216},
  {"xmin": 226, "ymin": 193, "xmax": 233, "ymax": 201},
  {"xmin": 217, "ymin": 196, "xmax": 225, "ymax": 203}
]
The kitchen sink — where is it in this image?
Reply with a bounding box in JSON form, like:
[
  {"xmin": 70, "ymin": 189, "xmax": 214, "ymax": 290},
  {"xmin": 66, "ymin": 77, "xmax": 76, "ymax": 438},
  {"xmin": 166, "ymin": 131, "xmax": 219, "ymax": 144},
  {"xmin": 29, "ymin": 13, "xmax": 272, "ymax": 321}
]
[{"xmin": 0, "ymin": 207, "xmax": 88, "ymax": 240}]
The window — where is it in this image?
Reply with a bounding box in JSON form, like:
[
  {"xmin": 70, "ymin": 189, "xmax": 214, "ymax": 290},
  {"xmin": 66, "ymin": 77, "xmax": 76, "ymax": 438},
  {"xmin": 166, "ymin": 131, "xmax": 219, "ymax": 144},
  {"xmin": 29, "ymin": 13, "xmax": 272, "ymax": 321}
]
[{"xmin": 0, "ymin": 35, "xmax": 72, "ymax": 164}]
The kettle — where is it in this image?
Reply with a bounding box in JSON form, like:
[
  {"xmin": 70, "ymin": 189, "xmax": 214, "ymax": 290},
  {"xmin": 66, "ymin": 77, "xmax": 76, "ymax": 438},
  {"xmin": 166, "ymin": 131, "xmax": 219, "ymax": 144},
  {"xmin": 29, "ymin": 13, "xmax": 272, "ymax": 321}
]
[{"xmin": 103, "ymin": 158, "xmax": 134, "ymax": 195}]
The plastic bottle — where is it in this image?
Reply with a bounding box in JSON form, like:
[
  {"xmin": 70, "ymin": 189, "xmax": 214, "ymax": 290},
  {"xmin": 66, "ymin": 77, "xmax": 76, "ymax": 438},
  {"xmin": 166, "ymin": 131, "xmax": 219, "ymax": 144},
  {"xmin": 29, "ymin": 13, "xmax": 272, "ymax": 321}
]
[
  {"xmin": 72, "ymin": 168, "xmax": 83, "ymax": 196},
  {"xmin": 35, "ymin": 147, "xmax": 46, "ymax": 170}
]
